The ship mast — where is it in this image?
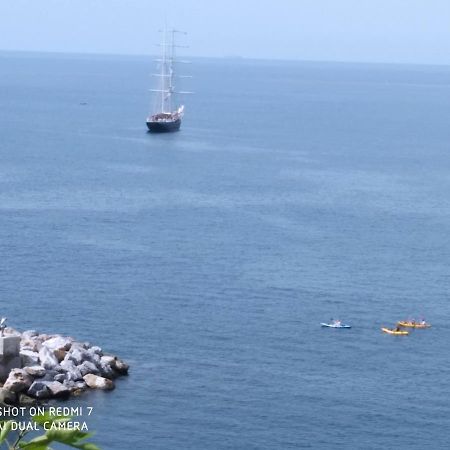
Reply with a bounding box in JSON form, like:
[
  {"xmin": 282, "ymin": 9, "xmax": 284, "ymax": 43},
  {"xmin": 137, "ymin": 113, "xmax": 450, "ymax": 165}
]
[
  {"xmin": 160, "ymin": 26, "xmax": 166, "ymax": 113},
  {"xmin": 157, "ymin": 25, "xmax": 174, "ymax": 113},
  {"xmin": 149, "ymin": 26, "xmax": 191, "ymax": 116},
  {"xmin": 168, "ymin": 28, "xmax": 176, "ymax": 113}
]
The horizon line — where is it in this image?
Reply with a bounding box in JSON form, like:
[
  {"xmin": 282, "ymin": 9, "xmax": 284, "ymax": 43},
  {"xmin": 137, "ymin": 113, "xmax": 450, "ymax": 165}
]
[{"xmin": 1, "ymin": 48, "xmax": 450, "ymax": 69}]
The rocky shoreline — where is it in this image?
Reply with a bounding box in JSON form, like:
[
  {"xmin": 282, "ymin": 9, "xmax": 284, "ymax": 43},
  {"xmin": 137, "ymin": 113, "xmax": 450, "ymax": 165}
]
[{"xmin": 0, "ymin": 328, "xmax": 129, "ymax": 406}]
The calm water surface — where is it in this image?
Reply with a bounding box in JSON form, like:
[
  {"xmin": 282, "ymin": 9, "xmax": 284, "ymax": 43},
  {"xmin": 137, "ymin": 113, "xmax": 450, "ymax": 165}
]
[{"xmin": 1, "ymin": 52, "xmax": 450, "ymax": 449}]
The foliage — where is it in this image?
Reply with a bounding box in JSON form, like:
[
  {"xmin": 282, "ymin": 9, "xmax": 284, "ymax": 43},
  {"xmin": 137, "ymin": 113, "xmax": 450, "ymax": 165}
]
[{"xmin": 0, "ymin": 413, "xmax": 99, "ymax": 450}]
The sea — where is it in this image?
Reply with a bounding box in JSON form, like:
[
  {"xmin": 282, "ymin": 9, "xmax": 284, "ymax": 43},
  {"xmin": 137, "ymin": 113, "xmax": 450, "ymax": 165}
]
[{"xmin": 1, "ymin": 51, "xmax": 450, "ymax": 449}]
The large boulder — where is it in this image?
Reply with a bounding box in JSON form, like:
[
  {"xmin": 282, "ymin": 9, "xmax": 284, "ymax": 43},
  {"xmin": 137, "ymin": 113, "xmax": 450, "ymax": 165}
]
[
  {"xmin": 27, "ymin": 381, "xmax": 51, "ymax": 399},
  {"xmin": 39, "ymin": 370, "xmax": 59, "ymax": 382},
  {"xmin": 20, "ymin": 350, "xmax": 39, "ymax": 367},
  {"xmin": 85, "ymin": 349, "xmax": 101, "ymax": 365},
  {"xmin": 3, "ymin": 369, "xmax": 33, "ymax": 393},
  {"xmin": 114, "ymin": 358, "xmax": 129, "ymax": 375},
  {"xmin": 3, "ymin": 328, "xmax": 21, "ymax": 337},
  {"xmin": 78, "ymin": 361, "xmax": 100, "ymax": 377},
  {"xmin": 18, "ymin": 393, "xmax": 36, "ymax": 406},
  {"xmin": 23, "ymin": 366, "xmax": 46, "ymax": 378},
  {"xmin": 44, "ymin": 381, "xmax": 70, "ymax": 399},
  {"xmin": 42, "ymin": 336, "xmax": 73, "ymax": 362},
  {"xmin": 54, "ymin": 349, "xmax": 67, "ymax": 363},
  {"xmin": 20, "ymin": 338, "xmax": 42, "ymax": 353},
  {"xmin": 22, "ymin": 330, "xmax": 39, "ymax": 339},
  {"xmin": 0, "ymin": 388, "xmax": 17, "ymax": 405},
  {"xmin": 26, "ymin": 379, "xmax": 69, "ymax": 399},
  {"xmin": 21, "ymin": 332, "xmax": 45, "ymax": 352},
  {"xmin": 63, "ymin": 380, "xmax": 87, "ymax": 394},
  {"xmin": 39, "ymin": 346, "xmax": 59, "ymax": 370},
  {"xmin": 67, "ymin": 348, "xmax": 89, "ymax": 366},
  {"xmin": 83, "ymin": 374, "xmax": 115, "ymax": 390},
  {"xmin": 101, "ymin": 355, "xmax": 129, "ymax": 376},
  {"xmin": 100, "ymin": 355, "xmax": 115, "ymax": 366},
  {"xmin": 99, "ymin": 361, "xmax": 115, "ymax": 379},
  {"xmin": 54, "ymin": 373, "xmax": 67, "ymax": 383},
  {"xmin": 43, "ymin": 336, "xmax": 73, "ymax": 352},
  {"xmin": 60, "ymin": 357, "xmax": 74, "ymax": 370},
  {"xmin": 89, "ymin": 346, "xmax": 103, "ymax": 356},
  {"xmin": 60, "ymin": 359, "xmax": 83, "ymax": 381}
]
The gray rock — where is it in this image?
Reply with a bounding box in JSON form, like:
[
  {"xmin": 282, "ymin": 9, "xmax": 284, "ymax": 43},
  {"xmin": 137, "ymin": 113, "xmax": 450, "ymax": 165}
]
[
  {"xmin": 89, "ymin": 346, "xmax": 103, "ymax": 356},
  {"xmin": 0, "ymin": 388, "xmax": 17, "ymax": 405},
  {"xmin": 63, "ymin": 380, "xmax": 87, "ymax": 393},
  {"xmin": 55, "ymin": 365, "xmax": 65, "ymax": 373},
  {"xmin": 3, "ymin": 328, "xmax": 21, "ymax": 337},
  {"xmin": 69, "ymin": 341, "xmax": 85, "ymax": 350},
  {"xmin": 45, "ymin": 381, "xmax": 70, "ymax": 399},
  {"xmin": 78, "ymin": 361, "xmax": 100, "ymax": 377},
  {"xmin": 101, "ymin": 355, "xmax": 129, "ymax": 375},
  {"xmin": 83, "ymin": 374, "xmax": 115, "ymax": 390},
  {"xmin": 27, "ymin": 381, "xmax": 51, "ymax": 399},
  {"xmin": 67, "ymin": 370, "xmax": 83, "ymax": 382},
  {"xmin": 60, "ymin": 359, "xmax": 83, "ymax": 381},
  {"xmin": 43, "ymin": 336, "xmax": 72, "ymax": 363},
  {"xmin": 20, "ymin": 350, "xmax": 39, "ymax": 367},
  {"xmin": 40, "ymin": 370, "xmax": 59, "ymax": 382},
  {"xmin": 18, "ymin": 393, "xmax": 36, "ymax": 406},
  {"xmin": 54, "ymin": 373, "xmax": 67, "ymax": 383},
  {"xmin": 3, "ymin": 369, "xmax": 33, "ymax": 393},
  {"xmin": 22, "ymin": 330, "xmax": 39, "ymax": 339},
  {"xmin": 74, "ymin": 380, "xmax": 87, "ymax": 390},
  {"xmin": 60, "ymin": 357, "xmax": 74, "ymax": 370},
  {"xmin": 68, "ymin": 348, "xmax": 89, "ymax": 365},
  {"xmin": 114, "ymin": 358, "xmax": 129, "ymax": 375},
  {"xmin": 100, "ymin": 355, "xmax": 115, "ymax": 366},
  {"xmin": 23, "ymin": 366, "xmax": 46, "ymax": 377},
  {"xmin": 99, "ymin": 362, "xmax": 115, "ymax": 379},
  {"xmin": 43, "ymin": 336, "xmax": 73, "ymax": 352},
  {"xmin": 86, "ymin": 349, "xmax": 101, "ymax": 365},
  {"xmin": 39, "ymin": 346, "xmax": 59, "ymax": 370},
  {"xmin": 20, "ymin": 338, "xmax": 42, "ymax": 352}
]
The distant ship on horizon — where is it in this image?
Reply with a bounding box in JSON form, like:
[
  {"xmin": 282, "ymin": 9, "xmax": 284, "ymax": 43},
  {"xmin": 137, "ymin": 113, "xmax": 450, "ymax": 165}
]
[{"xmin": 146, "ymin": 27, "xmax": 191, "ymax": 133}]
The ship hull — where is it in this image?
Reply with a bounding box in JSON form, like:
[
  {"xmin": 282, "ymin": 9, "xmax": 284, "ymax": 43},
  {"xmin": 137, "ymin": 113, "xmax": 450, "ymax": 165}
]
[{"xmin": 146, "ymin": 118, "xmax": 181, "ymax": 133}]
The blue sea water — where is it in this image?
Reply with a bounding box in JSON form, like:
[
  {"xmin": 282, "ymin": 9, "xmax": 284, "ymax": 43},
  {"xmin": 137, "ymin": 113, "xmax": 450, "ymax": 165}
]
[{"xmin": 1, "ymin": 51, "xmax": 450, "ymax": 449}]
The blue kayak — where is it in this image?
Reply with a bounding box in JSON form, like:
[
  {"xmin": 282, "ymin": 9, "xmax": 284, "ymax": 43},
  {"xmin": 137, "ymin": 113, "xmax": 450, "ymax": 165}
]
[{"xmin": 321, "ymin": 323, "xmax": 351, "ymax": 329}]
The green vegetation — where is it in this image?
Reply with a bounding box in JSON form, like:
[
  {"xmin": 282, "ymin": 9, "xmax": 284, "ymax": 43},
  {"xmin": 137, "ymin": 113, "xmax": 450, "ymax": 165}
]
[{"xmin": 0, "ymin": 413, "xmax": 99, "ymax": 450}]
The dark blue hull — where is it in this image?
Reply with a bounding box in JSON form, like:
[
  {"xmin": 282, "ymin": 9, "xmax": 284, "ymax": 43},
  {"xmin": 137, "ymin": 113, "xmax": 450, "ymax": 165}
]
[{"xmin": 146, "ymin": 118, "xmax": 181, "ymax": 133}]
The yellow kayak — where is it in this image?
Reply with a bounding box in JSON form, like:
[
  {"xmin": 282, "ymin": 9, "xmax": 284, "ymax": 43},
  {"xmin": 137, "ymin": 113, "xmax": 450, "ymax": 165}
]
[
  {"xmin": 382, "ymin": 327, "xmax": 409, "ymax": 335},
  {"xmin": 397, "ymin": 321, "xmax": 431, "ymax": 329}
]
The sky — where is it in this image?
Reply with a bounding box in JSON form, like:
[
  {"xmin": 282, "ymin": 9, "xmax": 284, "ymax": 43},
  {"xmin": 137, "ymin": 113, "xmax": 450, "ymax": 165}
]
[{"xmin": 1, "ymin": 0, "xmax": 450, "ymax": 64}]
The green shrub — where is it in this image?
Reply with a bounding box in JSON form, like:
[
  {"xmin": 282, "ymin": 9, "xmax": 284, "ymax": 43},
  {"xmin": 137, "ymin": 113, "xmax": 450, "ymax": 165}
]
[{"xmin": 0, "ymin": 413, "xmax": 99, "ymax": 450}]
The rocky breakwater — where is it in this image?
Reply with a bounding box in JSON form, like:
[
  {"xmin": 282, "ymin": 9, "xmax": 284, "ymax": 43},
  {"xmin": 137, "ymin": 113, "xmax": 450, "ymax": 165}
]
[{"xmin": 0, "ymin": 328, "xmax": 128, "ymax": 405}]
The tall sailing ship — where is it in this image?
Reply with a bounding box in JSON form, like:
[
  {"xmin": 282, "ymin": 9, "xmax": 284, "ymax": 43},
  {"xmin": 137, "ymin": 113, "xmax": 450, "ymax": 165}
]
[{"xmin": 146, "ymin": 28, "xmax": 190, "ymax": 133}]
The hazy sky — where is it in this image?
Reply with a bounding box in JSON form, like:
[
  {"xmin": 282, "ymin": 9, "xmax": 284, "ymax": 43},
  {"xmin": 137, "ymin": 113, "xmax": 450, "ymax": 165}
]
[{"xmin": 1, "ymin": 0, "xmax": 450, "ymax": 64}]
